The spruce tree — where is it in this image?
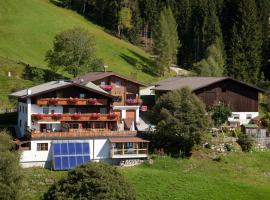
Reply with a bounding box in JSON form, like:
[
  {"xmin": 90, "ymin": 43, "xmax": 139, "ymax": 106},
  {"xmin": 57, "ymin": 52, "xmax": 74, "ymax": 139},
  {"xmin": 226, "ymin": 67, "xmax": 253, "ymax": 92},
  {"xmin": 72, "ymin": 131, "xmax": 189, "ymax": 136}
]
[
  {"xmin": 226, "ymin": 0, "xmax": 262, "ymax": 84},
  {"xmin": 153, "ymin": 6, "xmax": 179, "ymax": 76}
]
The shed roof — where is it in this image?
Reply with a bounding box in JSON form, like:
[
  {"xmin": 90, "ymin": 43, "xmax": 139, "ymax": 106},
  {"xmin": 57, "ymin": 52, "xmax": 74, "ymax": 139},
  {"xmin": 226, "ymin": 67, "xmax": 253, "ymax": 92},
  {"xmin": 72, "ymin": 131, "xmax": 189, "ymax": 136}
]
[
  {"xmin": 109, "ymin": 137, "xmax": 149, "ymax": 143},
  {"xmin": 154, "ymin": 76, "xmax": 265, "ymax": 92},
  {"xmin": 242, "ymin": 124, "xmax": 259, "ymax": 129},
  {"xmin": 73, "ymin": 71, "xmax": 146, "ymax": 86}
]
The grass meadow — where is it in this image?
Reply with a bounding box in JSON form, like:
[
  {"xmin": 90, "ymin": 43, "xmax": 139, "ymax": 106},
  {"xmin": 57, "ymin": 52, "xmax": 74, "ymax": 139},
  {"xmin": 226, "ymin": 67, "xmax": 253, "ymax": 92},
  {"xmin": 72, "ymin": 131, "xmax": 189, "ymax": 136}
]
[{"xmin": 22, "ymin": 151, "xmax": 270, "ymax": 200}]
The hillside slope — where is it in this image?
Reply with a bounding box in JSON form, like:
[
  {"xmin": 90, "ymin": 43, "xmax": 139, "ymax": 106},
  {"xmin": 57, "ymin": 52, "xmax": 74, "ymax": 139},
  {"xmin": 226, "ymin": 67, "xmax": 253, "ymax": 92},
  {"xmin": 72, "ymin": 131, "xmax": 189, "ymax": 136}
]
[{"xmin": 0, "ymin": 0, "xmax": 160, "ymax": 83}]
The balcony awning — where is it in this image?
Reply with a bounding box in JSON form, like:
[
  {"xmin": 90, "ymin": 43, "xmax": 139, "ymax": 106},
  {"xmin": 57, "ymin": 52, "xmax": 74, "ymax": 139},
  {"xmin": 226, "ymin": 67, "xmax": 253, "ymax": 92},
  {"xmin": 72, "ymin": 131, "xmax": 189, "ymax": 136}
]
[{"xmin": 109, "ymin": 137, "xmax": 149, "ymax": 143}]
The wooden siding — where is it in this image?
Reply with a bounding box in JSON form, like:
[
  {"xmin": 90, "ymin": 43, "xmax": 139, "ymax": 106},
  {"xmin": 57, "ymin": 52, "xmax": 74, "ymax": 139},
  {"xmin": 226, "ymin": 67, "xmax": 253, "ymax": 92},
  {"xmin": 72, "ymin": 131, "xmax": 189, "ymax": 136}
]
[
  {"xmin": 195, "ymin": 79, "xmax": 258, "ymax": 112},
  {"xmin": 93, "ymin": 75, "xmax": 140, "ymax": 106}
]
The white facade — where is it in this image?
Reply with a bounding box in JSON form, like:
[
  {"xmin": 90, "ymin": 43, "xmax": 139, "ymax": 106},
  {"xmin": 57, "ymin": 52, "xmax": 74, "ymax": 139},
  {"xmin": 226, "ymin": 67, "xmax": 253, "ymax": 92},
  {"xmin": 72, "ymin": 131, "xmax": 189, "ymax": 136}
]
[
  {"xmin": 19, "ymin": 138, "xmax": 147, "ymax": 168},
  {"xmin": 228, "ymin": 112, "xmax": 259, "ymax": 125}
]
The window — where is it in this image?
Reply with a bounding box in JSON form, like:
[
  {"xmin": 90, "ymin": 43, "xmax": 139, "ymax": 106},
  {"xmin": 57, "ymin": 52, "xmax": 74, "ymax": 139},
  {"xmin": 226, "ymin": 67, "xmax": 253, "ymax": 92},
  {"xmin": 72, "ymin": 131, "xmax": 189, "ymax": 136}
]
[
  {"xmin": 127, "ymin": 142, "xmax": 134, "ymax": 149},
  {"xmin": 37, "ymin": 143, "xmax": 48, "ymax": 151},
  {"xmin": 43, "ymin": 107, "xmax": 49, "ymax": 114},
  {"xmin": 246, "ymin": 114, "xmax": 252, "ymax": 120},
  {"xmin": 233, "ymin": 114, "xmax": 240, "ymax": 120},
  {"xmin": 51, "ymin": 109, "xmax": 55, "ymax": 114},
  {"xmin": 115, "ymin": 80, "xmax": 121, "ymax": 87},
  {"xmin": 19, "ymin": 120, "xmax": 22, "ymax": 128},
  {"xmin": 94, "ymin": 122, "xmax": 106, "ymax": 129},
  {"xmin": 69, "ymin": 107, "xmax": 76, "ymax": 114},
  {"xmin": 69, "ymin": 123, "xmax": 80, "ymax": 129},
  {"xmin": 22, "ymin": 106, "xmax": 24, "ymax": 113},
  {"xmin": 80, "ymin": 93, "xmax": 85, "ymax": 99},
  {"xmin": 19, "ymin": 105, "xmax": 21, "ymax": 112},
  {"xmin": 100, "ymin": 107, "xmax": 107, "ymax": 114},
  {"xmin": 100, "ymin": 81, "xmax": 106, "ymax": 86}
]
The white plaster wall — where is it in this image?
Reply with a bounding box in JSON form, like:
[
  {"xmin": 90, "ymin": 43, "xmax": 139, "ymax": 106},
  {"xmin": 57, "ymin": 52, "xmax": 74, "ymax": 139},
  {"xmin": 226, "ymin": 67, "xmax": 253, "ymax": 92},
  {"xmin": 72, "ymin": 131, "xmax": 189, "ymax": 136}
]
[
  {"xmin": 228, "ymin": 112, "xmax": 259, "ymax": 125},
  {"xmin": 92, "ymin": 139, "xmax": 110, "ymax": 160},
  {"xmin": 20, "ymin": 140, "xmax": 53, "ymax": 163},
  {"xmin": 20, "ymin": 139, "xmax": 110, "ymax": 168},
  {"xmin": 18, "ymin": 102, "xmax": 27, "ymax": 137}
]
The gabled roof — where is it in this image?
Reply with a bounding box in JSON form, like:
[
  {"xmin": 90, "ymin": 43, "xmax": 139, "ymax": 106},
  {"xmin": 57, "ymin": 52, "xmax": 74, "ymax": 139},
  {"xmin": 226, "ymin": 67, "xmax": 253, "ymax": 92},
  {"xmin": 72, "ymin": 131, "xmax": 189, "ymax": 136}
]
[
  {"xmin": 73, "ymin": 71, "xmax": 146, "ymax": 86},
  {"xmin": 154, "ymin": 76, "xmax": 265, "ymax": 92},
  {"xmin": 10, "ymin": 80, "xmax": 112, "ymax": 99}
]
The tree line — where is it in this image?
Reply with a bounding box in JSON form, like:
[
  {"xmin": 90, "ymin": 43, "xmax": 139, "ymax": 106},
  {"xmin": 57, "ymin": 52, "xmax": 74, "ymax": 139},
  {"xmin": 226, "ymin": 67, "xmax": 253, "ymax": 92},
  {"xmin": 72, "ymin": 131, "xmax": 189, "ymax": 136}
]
[{"xmin": 58, "ymin": 0, "xmax": 270, "ymax": 86}]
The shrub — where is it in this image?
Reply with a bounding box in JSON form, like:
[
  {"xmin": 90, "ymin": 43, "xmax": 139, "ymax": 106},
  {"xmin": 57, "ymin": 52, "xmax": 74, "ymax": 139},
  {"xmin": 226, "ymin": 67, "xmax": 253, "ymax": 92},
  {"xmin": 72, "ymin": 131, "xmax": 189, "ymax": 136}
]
[
  {"xmin": 0, "ymin": 130, "xmax": 23, "ymax": 200},
  {"xmin": 237, "ymin": 134, "xmax": 254, "ymax": 152},
  {"xmin": 43, "ymin": 162, "xmax": 136, "ymax": 200}
]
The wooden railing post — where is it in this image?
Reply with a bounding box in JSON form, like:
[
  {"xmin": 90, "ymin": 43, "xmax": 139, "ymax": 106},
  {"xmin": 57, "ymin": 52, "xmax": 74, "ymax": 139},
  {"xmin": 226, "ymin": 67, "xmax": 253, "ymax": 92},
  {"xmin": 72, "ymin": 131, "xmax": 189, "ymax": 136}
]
[
  {"xmin": 136, "ymin": 143, "xmax": 139, "ymax": 155},
  {"xmin": 122, "ymin": 143, "xmax": 124, "ymax": 155}
]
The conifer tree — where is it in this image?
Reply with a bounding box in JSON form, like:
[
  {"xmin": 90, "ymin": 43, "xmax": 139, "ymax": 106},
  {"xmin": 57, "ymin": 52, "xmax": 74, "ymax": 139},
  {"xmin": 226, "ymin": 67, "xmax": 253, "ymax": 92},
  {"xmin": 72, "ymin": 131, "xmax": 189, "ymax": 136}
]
[
  {"xmin": 226, "ymin": 0, "xmax": 262, "ymax": 84},
  {"xmin": 153, "ymin": 6, "xmax": 179, "ymax": 76}
]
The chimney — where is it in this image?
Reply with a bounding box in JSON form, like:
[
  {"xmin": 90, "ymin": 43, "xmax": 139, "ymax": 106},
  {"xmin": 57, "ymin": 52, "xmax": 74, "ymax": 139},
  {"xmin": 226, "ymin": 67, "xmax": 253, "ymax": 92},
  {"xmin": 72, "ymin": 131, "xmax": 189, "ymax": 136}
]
[
  {"xmin": 27, "ymin": 89, "xmax": 31, "ymax": 95},
  {"xmin": 104, "ymin": 65, "xmax": 108, "ymax": 72}
]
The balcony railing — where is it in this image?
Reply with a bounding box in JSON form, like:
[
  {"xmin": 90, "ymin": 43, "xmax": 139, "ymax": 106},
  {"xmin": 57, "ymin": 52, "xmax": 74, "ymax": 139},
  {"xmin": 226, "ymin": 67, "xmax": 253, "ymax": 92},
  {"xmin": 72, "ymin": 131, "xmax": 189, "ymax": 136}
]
[
  {"xmin": 31, "ymin": 113, "xmax": 118, "ymax": 122},
  {"xmin": 36, "ymin": 98, "xmax": 108, "ymax": 106},
  {"xmin": 110, "ymin": 148, "xmax": 148, "ymax": 158},
  {"xmin": 31, "ymin": 130, "xmax": 137, "ymax": 139}
]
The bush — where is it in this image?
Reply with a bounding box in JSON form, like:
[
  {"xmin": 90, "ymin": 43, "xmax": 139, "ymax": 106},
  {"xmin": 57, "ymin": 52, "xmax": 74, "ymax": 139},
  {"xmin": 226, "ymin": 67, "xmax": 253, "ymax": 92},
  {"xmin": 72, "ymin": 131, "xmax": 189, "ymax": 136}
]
[
  {"xmin": 237, "ymin": 134, "xmax": 254, "ymax": 152},
  {"xmin": 43, "ymin": 162, "xmax": 137, "ymax": 200},
  {"xmin": 0, "ymin": 130, "xmax": 23, "ymax": 200}
]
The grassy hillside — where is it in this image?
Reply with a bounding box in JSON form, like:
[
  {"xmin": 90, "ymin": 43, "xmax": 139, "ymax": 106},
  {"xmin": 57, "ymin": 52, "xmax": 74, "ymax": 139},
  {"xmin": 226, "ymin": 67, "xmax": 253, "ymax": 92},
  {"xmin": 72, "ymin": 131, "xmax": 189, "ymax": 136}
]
[
  {"xmin": 0, "ymin": 0, "xmax": 167, "ymax": 82},
  {"xmin": 22, "ymin": 151, "xmax": 270, "ymax": 200},
  {"xmin": 0, "ymin": 0, "xmax": 173, "ymax": 108}
]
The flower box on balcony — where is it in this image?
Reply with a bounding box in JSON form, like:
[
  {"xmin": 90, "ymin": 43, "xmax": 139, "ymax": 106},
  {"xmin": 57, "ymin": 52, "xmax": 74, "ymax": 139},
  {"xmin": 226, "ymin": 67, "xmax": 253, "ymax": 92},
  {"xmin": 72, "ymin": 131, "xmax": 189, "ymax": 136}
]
[
  {"xmin": 48, "ymin": 98, "xmax": 58, "ymax": 105},
  {"xmin": 126, "ymin": 99, "xmax": 139, "ymax": 105},
  {"xmin": 71, "ymin": 114, "xmax": 81, "ymax": 120},
  {"xmin": 91, "ymin": 113, "xmax": 100, "ymax": 120},
  {"xmin": 88, "ymin": 98, "xmax": 97, "ymax": 105},
  {"xmin": 32, "ymin": 114, "xmax": 43, "ymax": 121},
  {"xmin": 107, "ymin": 112, "xmax": 117, "ymax": 119},
  {"xmin": 67, "ymin": 98, "xmax": 79, "ymax": 104},
  {"xmin": 100, "ymin": 85, "xmax": 112, "ymax": 91},
  {"xmin": 51, "ymin": 114, "xmax": 62, "ymax": 120}
]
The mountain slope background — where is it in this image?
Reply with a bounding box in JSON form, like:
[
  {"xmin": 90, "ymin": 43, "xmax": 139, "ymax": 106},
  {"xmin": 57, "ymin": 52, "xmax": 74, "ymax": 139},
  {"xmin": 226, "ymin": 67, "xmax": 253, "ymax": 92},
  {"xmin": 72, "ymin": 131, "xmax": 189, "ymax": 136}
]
[{"xmin": 0, "ymin": 0, "xmax": 168, "ymax": 108}]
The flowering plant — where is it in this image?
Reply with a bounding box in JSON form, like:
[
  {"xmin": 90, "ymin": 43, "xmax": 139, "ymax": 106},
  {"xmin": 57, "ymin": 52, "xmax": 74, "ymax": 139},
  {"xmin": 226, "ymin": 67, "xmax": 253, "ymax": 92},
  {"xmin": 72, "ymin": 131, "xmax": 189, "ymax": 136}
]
[
  {"xmin": 107, "ymin": 112, "xmax": 117, "ymax": 119},
  {"xmin": 48, "ymin": 98, "xmax": 58, "ymax": 105},
  {"xmin": 67, "ymin": 97, "xmax": 78, "ymax": 104},
  {"xmin": 32, "ymin": 114, "xmax": 43, "ymax": 121},
  {"xmin": 100, "ymin": 85, "xmax": 112, "ymax": 91},
  {"xmin": 71, "ymin": 114, "xmax": 81, "ymax": 120},
  {"xmin": 91, "ymin": 113, "xmax": 100, "ymax": 120},
  {"xmin": 88, "ymin": 98, "xmax": 97, "ymax": 105},
  {"xmin": 52, "ymin": 114, "xmax": 62, "ymax": 120}
]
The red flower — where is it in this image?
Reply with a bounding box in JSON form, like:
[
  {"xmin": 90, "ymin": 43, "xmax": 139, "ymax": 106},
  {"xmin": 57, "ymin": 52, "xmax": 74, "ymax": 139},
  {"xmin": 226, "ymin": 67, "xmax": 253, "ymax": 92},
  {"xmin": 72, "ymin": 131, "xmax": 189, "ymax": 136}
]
[
  {"xmin": 107, "ymin": 112, "xmax": 117, "ymax": 119},
  {"xmin": 88, "ymin": 98, "xmax": 97, "ymax": 105},
  {"xmin": 48, "ymin": 98, "xmax": 58, "ymax": 105},
  {"xmin": 100, "ymin": 85, "xmax": 112, "ymax": 91},
  {"xmin": 71, "ymin": 114, "xmax": 81, "ymax": 120},
  {"xmin": 67, "ymin": 97, "xmax": 78, "ymax": 104},
  {"xmin": 52, "ymin": 114, "xmax": 62, "ymax": 120},
  {"xmin": 91, "ymin": 113, "xmax": 100, "ymax": 120},
  {"xmin": 32, "ymin": 114, "xmax": 43, "ymax": 121}
]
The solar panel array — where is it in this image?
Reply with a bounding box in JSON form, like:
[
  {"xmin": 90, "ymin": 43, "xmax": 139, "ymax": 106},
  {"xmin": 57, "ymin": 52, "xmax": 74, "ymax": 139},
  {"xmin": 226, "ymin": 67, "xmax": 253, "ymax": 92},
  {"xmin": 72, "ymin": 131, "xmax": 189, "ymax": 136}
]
[{"xmin": 53, "ymin": 142, "xmax": 90, "ymax": 170}]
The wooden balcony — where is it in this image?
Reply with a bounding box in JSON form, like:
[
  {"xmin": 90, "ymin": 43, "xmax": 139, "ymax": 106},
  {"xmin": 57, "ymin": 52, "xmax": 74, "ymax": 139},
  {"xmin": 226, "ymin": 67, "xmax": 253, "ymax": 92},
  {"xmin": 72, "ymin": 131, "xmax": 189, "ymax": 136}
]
[
  {"xmin": 31, "ymin": 113, "xmax": 119, "ymax": 122},
  {"xmin": 31, "ymin": 130, "xmax": 137, "ymax": 139},
  {"xmin": 36, "ymin": 98, "xmax": 108, "ymax": 106}
]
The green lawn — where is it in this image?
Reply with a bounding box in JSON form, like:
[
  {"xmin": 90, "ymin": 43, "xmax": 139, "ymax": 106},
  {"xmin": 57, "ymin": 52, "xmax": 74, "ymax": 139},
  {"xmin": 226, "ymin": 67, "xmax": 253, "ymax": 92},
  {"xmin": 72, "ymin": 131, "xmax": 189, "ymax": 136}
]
[
  {"xmin": 22, "ymin": 151, "xmax": 270, "ymax": 200},
  {"xmin": 0, "ymin": 0, "xmax": 161, "ymax": 83}
]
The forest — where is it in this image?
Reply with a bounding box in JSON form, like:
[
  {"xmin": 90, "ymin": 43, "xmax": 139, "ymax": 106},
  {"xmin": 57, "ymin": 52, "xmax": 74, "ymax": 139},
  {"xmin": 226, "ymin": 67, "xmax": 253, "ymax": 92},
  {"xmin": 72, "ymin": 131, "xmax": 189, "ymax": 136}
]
[{"xmin": 59, "ymin": 0, "xmax": 270, "ymax": 87}]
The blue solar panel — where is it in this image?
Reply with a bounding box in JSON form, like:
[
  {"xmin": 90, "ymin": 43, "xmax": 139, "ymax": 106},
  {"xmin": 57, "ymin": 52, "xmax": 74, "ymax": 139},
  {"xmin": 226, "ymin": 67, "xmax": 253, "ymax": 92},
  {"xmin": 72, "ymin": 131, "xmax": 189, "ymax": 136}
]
[
  {"xmin": 53, "ymin": 141, "xmax": 90, "ymax": 170},
  {"xmin": 61, "ymin": 143, "xmax": 68, "ymax": 155},
  {"xmin": 75, "ymin": 143, "xmax": 83, "ymax": 154},
  {"xmin": 53, "ymin": 144, "xmax": 61, "ymax": 156}
]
